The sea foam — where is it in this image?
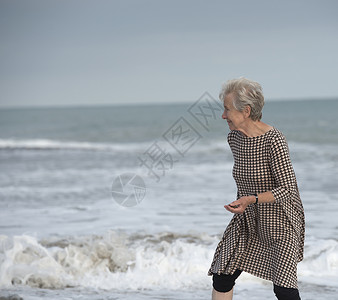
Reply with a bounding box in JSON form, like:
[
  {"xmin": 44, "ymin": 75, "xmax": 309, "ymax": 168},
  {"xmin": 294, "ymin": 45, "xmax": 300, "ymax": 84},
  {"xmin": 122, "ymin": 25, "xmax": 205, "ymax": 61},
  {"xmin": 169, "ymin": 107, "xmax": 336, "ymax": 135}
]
[
  {"xmin": 0, "ymin": 232, "xmax": 337, "ymax": 291},
  {"xmin": 0, "ymin": 139, "xmax": 144, "ymax": 152}
]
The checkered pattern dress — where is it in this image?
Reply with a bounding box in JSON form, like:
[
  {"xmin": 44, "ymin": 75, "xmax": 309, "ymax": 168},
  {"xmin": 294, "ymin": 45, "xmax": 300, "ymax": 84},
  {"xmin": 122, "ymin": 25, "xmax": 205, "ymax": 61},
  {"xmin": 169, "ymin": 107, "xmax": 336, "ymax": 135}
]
[{"xmin": 208, "ymin": 128, "xmax": 305, "ymax": 289}]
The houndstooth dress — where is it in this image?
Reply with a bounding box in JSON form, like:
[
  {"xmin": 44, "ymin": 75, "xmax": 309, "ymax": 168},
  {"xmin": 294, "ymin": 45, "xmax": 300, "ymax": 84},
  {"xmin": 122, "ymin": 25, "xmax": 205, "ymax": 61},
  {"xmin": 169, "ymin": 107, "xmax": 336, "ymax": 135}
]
[{"xmin": 208, "ymin": 128, "xmax": 305, "ymax": 289}]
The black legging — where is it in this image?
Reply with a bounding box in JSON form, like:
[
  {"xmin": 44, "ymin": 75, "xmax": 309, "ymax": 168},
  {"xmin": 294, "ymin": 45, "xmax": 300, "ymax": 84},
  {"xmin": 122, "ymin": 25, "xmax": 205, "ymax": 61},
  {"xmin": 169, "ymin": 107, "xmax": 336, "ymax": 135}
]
[{"xmin": 212, "ymin": 271, "xmax": 301, "ymax": 300}]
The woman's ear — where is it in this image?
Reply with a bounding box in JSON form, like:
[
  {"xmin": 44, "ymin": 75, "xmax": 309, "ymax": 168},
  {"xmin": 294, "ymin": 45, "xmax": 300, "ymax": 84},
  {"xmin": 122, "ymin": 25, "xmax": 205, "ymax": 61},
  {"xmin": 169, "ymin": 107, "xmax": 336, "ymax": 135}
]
[{"xmin": 244, "ymin": 105, "xmax": 251, "ymax": 118}]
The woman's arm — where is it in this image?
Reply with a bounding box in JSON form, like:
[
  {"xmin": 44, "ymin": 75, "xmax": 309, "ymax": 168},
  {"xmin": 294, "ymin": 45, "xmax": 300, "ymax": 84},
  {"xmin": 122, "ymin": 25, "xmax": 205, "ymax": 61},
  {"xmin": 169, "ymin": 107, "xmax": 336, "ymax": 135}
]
[{"xmin": 225, "ymin": 191, "xmax": 275, "ymax": 214}]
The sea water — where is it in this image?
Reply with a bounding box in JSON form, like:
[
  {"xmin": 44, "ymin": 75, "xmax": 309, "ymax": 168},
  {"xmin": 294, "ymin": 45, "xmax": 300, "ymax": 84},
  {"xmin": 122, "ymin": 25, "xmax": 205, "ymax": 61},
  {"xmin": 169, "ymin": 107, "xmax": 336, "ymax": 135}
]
[{"xmin": 0, "ymin": 98, "xmax": 338, "ymax": 299}]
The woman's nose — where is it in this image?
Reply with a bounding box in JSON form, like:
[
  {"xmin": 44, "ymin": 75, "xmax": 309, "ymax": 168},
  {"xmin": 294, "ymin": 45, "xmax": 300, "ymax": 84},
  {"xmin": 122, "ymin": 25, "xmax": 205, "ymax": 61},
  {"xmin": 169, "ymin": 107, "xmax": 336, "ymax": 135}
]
[{"xmin": 222, "ymin": 111, "xmax": 227, "ymax": 119}]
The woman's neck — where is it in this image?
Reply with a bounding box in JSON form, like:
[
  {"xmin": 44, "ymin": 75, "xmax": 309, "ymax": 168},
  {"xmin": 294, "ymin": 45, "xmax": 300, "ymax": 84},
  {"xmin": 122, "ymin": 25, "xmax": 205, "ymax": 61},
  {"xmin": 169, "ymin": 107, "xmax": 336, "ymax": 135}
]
[{"xmin": 237, "ymin": 121, "xmax": 273, "ymax": 138}]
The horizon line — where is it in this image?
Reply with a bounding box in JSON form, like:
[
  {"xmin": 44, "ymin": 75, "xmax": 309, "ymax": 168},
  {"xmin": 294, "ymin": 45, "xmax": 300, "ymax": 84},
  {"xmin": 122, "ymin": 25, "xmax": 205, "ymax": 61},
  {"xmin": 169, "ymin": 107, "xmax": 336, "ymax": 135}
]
[{"xmin": 0, "ymin": 96, "xmax": 337, "ymax": 110}]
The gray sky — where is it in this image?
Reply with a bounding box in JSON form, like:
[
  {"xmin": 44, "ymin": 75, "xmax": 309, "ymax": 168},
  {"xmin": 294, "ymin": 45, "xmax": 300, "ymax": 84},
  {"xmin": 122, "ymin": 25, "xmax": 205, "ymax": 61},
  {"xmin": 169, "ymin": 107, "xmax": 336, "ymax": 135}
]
[{"xmin": 1, "ymin": 0, "xmax": 338, "ymax": 108}]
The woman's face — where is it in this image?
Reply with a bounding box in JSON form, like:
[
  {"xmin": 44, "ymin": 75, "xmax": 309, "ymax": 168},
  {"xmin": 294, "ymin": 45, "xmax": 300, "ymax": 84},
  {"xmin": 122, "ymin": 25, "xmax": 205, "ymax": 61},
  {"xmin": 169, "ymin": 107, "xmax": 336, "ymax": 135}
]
[{"xmin": 222, "ymin": 93, "xmax": 246, "ymax": 131}]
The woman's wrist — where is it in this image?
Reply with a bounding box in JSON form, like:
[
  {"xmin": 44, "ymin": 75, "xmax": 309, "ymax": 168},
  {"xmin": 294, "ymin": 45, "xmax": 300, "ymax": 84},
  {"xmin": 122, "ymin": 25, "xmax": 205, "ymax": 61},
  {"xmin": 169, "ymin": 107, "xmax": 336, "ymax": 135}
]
[{"xmin": 249, "ymin": 194, "xmax": 258, "ymax": 204}]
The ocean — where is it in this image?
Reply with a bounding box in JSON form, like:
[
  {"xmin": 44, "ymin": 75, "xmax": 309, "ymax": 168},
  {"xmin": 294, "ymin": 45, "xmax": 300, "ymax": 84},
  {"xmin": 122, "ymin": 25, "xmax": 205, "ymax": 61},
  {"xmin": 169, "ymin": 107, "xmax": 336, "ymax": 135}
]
[{"xmin": 0, "ymin": 96, "xmax": 338, "ymax": 299}]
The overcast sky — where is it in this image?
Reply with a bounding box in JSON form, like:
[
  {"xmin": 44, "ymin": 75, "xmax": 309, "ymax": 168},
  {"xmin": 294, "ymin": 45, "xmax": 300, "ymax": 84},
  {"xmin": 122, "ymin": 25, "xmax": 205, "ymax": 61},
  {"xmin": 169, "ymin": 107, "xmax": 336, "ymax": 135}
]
[{"xmin": 1, "ymin": 0, "xmax": 338, "ymax": 108}]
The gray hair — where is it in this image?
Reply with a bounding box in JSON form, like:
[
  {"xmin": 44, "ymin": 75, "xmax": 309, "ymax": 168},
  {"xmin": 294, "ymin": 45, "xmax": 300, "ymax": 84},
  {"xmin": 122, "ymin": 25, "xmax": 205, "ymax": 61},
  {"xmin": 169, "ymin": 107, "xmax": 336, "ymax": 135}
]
[{"xmin": 219, "ymin": 77, "xmax": 264, "ymax": 121}]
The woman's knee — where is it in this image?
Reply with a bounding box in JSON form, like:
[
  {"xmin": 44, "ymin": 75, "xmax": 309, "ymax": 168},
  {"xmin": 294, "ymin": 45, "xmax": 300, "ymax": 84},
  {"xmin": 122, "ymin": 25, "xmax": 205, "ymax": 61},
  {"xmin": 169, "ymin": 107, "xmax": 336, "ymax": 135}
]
[
  {"xmin": 212, "ymin": 270, "xmax": 242, "ymax": 293},
  {"xmin": 273, "ymin": 285, "xmax": 301, "ymax": 300}
]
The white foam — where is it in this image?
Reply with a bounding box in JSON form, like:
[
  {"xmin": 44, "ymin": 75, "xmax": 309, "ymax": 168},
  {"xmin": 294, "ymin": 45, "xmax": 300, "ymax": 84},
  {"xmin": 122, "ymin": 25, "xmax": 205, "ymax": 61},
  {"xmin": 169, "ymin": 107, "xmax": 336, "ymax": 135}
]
[
  {"xmin": 0, "ymin": 138, "xmax": 144, "ymax": 152},
  {"xmin": 1, "ymin": 232, "xmax": 338, "ymax": 291},
  {"xmin": 0, "ymin": 232, "xmax": 215, "ymax": 290},
  {"xmin": 0, "ymin": 138, "xmax": 231, "ymax": 160},
  {"xmin": 298, "ymin": 237, "xmax": 338, "ymax": 287}
]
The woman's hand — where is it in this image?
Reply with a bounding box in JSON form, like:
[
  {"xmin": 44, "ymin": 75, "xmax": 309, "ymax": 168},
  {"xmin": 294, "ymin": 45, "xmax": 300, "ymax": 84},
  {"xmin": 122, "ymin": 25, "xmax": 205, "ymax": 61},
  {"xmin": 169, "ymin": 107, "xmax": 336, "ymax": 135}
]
[{"xmin": 224, "ymin": 195, "xmax": 255, "ymax": 214}]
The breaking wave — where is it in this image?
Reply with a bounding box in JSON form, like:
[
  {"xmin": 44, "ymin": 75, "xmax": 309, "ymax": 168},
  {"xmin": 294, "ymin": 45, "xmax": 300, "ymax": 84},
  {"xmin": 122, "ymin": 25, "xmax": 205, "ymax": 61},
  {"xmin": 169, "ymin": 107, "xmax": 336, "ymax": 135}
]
[{"xmin": 0, "ymin": 231, "xmax": 337, "ymax": 290}]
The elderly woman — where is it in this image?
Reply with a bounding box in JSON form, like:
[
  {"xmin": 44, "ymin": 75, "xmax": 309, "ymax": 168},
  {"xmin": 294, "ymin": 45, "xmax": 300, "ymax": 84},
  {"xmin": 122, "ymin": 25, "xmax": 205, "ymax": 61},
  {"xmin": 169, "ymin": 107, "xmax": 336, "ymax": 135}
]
[{"xmin": 208, "ymin": 78, "xmax": 305, "ymax": 300}]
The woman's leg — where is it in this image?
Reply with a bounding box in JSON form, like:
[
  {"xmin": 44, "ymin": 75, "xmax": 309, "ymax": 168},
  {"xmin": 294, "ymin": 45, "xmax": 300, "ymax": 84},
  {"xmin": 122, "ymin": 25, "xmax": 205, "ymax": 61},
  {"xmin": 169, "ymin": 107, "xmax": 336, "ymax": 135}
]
[
  {"xmin": 211, "ymin": 270, "xmax": 242, "ymax": 300},
  {"xmin": 212, "ymin": 288, "xmax": 233, "ymax": 300},
  {"xmin": 273, "ymin": 285, "xmax": 301, "ymax": 300}
]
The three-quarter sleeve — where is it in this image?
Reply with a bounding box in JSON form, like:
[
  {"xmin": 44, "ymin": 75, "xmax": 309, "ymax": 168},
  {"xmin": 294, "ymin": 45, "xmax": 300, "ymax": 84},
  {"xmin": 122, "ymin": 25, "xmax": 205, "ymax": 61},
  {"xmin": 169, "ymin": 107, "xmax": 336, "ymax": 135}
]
[{"xmin": 270, "ymin": 133, "xmax": 297, "ymax": 204}]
